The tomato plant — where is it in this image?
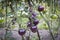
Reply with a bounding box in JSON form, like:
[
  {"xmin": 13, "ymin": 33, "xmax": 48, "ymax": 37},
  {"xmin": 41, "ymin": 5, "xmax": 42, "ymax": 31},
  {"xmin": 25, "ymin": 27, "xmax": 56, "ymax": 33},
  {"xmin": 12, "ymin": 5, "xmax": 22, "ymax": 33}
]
[{"xmin": 0, "ymin": 0, "xmax": 59, "ymax": 40}]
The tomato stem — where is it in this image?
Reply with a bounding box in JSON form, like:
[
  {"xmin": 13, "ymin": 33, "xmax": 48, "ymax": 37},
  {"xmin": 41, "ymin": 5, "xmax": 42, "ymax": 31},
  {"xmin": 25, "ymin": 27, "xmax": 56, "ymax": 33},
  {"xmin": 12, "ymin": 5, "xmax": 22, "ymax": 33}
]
[
  {"xmin": 37, "ymin": 30, "xmax": 41, "ymax": 40},
  {"xmin": 39, "ymin": 12, "xmax": 55, "ymax": 40},
  {"xmin": 22, "ymin": 36, "xmax": 24, "ymax": 40}
]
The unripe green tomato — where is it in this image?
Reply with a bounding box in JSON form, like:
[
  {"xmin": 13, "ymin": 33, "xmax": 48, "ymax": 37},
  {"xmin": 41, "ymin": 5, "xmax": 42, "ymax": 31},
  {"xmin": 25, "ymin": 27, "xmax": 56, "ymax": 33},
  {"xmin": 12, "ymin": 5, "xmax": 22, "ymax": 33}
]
[
  {"xmin": 51, "ymin": 14, "xmax": 58, "ymax": 19},
  {"xmin": 0, "ymin": 19, "xmax": 4, "ymax": 23},
  {"xmin": 43, "ymin": 10, "xmax": 47, "ymax": 14}
]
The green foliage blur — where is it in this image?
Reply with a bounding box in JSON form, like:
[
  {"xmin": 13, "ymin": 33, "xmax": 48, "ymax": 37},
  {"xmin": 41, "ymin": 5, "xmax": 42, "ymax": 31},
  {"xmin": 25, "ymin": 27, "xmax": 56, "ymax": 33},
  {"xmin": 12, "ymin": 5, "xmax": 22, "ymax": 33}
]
[
  {"xmin": 0, "ymin": 0, "xmax": 60, "ymax": 35},
  {"xmin": 0, "ymin": 0, "xmax": 60, "ymax": 40}
]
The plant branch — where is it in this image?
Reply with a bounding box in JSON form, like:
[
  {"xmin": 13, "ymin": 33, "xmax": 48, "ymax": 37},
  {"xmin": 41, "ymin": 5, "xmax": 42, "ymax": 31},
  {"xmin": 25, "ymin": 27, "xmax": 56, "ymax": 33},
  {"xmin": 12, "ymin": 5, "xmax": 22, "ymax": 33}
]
[
  {"xmin": 5, "ymin": 0, "xmax": 8, "ymax": 40},
  {"xmin": 39, "ymin": 12, "xmax": 55, "ymax": 40},
  {"xmin": 37, "ymin": 29, "xmax": 41, "ymax": 40}
]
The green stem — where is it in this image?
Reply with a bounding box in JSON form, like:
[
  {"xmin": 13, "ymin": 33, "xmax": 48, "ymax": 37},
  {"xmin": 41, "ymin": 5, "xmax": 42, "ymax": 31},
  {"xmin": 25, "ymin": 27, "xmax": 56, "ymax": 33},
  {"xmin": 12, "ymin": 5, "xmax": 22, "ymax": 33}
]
[
  {"xmin": 19, "ymin": 11, "xmax": 22, "ymax": 28},
  {"xmin": 37, "ymin": 30, "xmax": 41, "ymax": 40},
  {"xmin": 2, "ymin": 1, "xmax": 4, "ymax": 9},
  {"xmin": 15, "ymin": 2, "xmax": 22, "ymax": 28},
  {"xmin": 39, "ymin": 12, "xmax": 55, "ymax": 40},
  {"xmin": 27, "ymin": 0, "xmax": 32, "ymax": 7},
  {"xmin": 22, "ymin": 36, "xmax": 24, "ymax": 40},
  {"xmin": 26, "ymin": 30, "xmax": 30, "ymax": 40},
  {"xmin": 5, "ymin": 0, "xmax": 8, "ymax": 40},
  {"xmin": 56, "ymin": 16, "xmax": 60, "ymax": 34}
]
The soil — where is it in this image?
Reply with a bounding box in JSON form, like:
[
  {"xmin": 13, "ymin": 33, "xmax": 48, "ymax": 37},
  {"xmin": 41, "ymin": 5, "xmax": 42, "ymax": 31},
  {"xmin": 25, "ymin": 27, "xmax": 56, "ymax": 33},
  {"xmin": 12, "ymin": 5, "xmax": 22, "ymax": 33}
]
[{"xmin": 0, "ymin": 28, "xmax": 60, "ymax": 40}]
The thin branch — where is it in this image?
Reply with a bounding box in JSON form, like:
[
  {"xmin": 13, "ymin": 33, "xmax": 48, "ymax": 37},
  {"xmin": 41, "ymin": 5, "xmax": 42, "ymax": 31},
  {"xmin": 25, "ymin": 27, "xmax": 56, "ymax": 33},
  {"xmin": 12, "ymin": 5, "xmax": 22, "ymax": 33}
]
[{"xmin": 39, "ymin": 12, "xmax": 55, "ymax": 40}]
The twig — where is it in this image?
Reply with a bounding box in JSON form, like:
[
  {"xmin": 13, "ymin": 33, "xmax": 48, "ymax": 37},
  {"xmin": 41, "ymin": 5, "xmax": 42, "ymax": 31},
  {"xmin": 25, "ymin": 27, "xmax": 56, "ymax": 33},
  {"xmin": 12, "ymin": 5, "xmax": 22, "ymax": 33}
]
[
  {"xmin": 39, "ymin": 12, "xmax": 55, "ymax": 40},
  {"xmin": 37, "ymin": 30, "xmax": 41, "ymax": 40}
]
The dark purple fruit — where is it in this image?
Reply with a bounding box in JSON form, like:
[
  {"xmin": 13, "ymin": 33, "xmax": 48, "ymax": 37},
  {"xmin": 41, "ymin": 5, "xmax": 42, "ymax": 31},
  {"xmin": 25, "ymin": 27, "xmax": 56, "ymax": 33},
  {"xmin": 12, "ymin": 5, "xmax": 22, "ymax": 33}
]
[
  {"xmin": 33, "ymin": 19, "xmax": 39, "ymax": 25},
  {"xmin": 31, "ymin": 15, "xmax": 35, "ymax": 19},
  {"xmin": 27, "ymin": 22, "xmax": 32, "ymax": 27},
  {"xmin": 30, "ymin": 26, "xmax": 37, "ymax": 33},
  {"xmin": 18, "ymin": 29, "xmax": 26, "ymax": 36},
  {"xmin": 38, "ymin": 6, "xmax": 44, "ymax": 11},
  {"xmin": 28, "ymin": 15, "xmax": 35, "ymax": 21},
  {"xmin": 32, "ymin": 12, "xmax": 37, "ymax": 17}
]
